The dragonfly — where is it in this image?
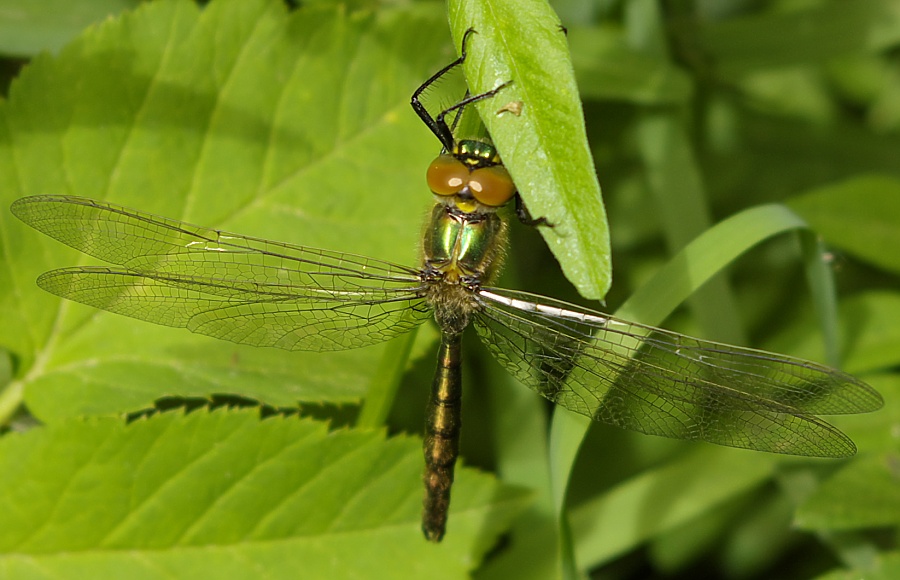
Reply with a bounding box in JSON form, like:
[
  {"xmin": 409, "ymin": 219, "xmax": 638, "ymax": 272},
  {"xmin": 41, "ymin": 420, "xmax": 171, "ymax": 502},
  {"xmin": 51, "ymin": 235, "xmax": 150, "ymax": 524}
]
[{"xmin": 11, "ymin": 31, "xmax": 882, "ymax": 543}]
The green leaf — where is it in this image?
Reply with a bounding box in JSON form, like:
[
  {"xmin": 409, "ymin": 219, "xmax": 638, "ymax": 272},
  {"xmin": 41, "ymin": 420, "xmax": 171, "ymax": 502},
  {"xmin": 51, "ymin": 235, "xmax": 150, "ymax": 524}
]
[
  {"xmin": 0, "ymin": 0, "xmax": 451, "ymax": 420},
  {"xmin": 787, "ymin": 175, "xmax": 900, "ymax": 276},
  {"xmin": 796, "ymin": 452, "xmax": 900, "ymax": 530},
  {"xmin": 0, "ymin": 0, "xmax": 140, "ymax": 57},
  {"xmin": 448, "ymin": 0, "xmax": 612, "ymax": 301},
  {"xmin": 0, "ymin": 409, "xmax": 529, "ymax": 577}
]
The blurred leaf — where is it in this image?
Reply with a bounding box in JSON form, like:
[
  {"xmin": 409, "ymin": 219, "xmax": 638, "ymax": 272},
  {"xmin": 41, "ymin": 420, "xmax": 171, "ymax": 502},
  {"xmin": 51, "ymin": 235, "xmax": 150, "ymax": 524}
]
[
  {"xmin": 766, "ymin": 292, "xmax": 900, "ymax": 376},
  {"xmin": 703, "ymin": 113, "xmax": 900, "ymax": 207},
  {"xmin": 448, "ymin": 0, "xmax": 612, "ymax": 301},
  {"xmin": 567, "ymin": 24, "xmax": 693, "ymax": 105},
  {"xmin": 0, "ymin": 0, "xmax": 139, "ymax": 57},
  {"xmin": 716, "ymin": 491, "xmax": 796, "ymax": 579},
  {"xmin": 648, "ymin": 488, "xmax": 757, "ymax": 574},
  {"xmin": 817, "ymin": 551, "xmax": 900, "ymax": 580},
  {"xmin": 571, "ymin": 446, "xmax": 776, "ymax": 567},
  {"xmin": 693, "ymin": 0, "xmax": 900, "ymax": 76},
  {"xmin": 843, "ymin": 293, "xmax": 900, "ymax": 374},
  {"xmin": 827, "ymin": 374, "xmax": 900, "ymax": 459},
  {"xmin": 738, "ymin": 68, "xmax": 836, "ymax": 124},
  {"xmin": 787, "ymin": 175, "xmax": 900, "ymax": 276},
  {"xmin": 616, "ymin": 204, "xmax": 808, "ymax": 324},
  {"xmin": 827, "ymin": 54, "xmax": 889, "ymax": 107},
  {"xmin": 648, "ymin": 489, "xmax": 748, "ymax": 573},
  {"xmin": 0, "ymin": 409, "xmax": 528, "ymax": 577},
  {"xmin": 796, "ymin": 452, "xmax": 900, "ymax": 530},
  {"xmin": 633, "ymin": 112, "xmax": 745, "ymax": 345},
  {"xmin": 0, "ymin": 0, "xmax": 449, "ymax": 420}
]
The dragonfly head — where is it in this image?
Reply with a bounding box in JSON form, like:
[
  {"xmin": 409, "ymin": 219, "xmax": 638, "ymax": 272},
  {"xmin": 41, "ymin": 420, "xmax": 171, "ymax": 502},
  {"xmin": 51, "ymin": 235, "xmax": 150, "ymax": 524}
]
[{"xmin": 426, "ymin": 139, "xmax": 517, "ymax": 214}]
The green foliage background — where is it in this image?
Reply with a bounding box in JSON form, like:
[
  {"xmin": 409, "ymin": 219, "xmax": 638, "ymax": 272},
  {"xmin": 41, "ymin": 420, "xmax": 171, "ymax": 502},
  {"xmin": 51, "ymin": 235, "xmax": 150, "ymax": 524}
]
[{"xmin": 0, "ymin": 0, "xmax": 899, "ymax": 579}]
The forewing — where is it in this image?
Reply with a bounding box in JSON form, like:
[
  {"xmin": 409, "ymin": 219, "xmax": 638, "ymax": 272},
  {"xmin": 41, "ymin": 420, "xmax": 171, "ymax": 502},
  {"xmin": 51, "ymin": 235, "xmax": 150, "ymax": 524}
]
[
  {"xmin": 13, "ymin": 196, "xmax": 430, "ymax": 351},
  {"xmin": 474, "ymin": 287, "xmax": 882, "ymax": 458},
  {"xmin": 11, "ymin": 195, "xmax": 421, "ymax": 281}
]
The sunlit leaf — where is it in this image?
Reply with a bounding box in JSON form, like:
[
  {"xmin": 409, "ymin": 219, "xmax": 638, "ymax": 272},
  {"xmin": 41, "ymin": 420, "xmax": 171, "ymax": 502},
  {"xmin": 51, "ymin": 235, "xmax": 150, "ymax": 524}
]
[{"xmin": 0, "ymin": 409, "xmax": 529, "ymax": 577}]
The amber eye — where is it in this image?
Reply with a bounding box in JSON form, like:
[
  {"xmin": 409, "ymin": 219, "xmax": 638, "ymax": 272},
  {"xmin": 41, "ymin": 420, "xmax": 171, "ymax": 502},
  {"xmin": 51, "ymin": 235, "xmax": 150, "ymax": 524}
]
[
  {"xmin": 426, "ymin": 155, "xmax": 469, "ymax": 197},
  {"xmin": 467, "ymin": 165, "xmax": 516, "ymax": 207}
]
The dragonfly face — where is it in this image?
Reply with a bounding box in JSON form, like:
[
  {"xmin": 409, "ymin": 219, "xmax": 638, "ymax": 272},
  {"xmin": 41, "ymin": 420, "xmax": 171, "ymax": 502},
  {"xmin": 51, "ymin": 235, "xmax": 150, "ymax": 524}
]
[{"xmin": 10, "ymin": 31, "xmax": 883, "ymax": 544}]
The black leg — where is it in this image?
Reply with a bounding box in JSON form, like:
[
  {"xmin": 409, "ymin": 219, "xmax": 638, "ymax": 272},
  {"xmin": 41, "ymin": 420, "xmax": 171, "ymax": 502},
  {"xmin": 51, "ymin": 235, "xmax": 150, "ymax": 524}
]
[
  {"xmin": 411, "ymin": 29, "xmax": 513, "ymax": 151},
  {"xmin": 434, "ymin": 80, "xmax": 513, "ymax": 139},
  {"xmin": 515, "ymin": 194, "xmax": 553, "ymax": 227},
  {"xmin": 411, "ymin": 29, "xmax": 479, "ymax": 151}
]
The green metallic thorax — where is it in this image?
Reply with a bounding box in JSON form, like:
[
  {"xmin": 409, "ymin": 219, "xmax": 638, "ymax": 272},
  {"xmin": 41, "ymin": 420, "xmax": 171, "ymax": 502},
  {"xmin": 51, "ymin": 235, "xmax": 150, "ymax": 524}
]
[
  {"xmin": 421, "ymin": 203, "xmax": 508, "ymax": 336},
  {"xmin": 422, "ymin": 204, "xmax": 506, "ymax": 281}
]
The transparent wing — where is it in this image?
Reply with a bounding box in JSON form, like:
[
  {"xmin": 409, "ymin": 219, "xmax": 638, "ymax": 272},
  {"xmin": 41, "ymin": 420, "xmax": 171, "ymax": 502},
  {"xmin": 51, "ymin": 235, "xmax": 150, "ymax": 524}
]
[
  {"xmin": 474, "ymin": 287, "xmax": 883, "ymax": 458},
  {"xmin": 13, "ymin": 195, "xmax": 430, "ymax": 351}
]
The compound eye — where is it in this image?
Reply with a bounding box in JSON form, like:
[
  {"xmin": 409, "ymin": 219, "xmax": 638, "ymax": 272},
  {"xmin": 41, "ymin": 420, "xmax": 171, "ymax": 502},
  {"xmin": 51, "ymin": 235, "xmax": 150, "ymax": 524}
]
[
  {"xmin": 468, "ymin": 165, "xmax": 516, "ymax": 207},
  {"xmin": 426, "ymin": 155, "xmax": 469, "ymax": 197}
]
